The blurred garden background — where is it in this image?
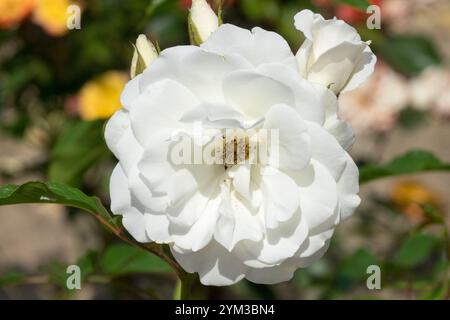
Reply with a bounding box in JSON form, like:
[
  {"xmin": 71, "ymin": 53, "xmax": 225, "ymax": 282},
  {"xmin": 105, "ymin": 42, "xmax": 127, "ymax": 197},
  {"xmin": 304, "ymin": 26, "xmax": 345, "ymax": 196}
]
[{"xmin": 1, "ymin": 0, "xmax": 450, "ymax": 299}]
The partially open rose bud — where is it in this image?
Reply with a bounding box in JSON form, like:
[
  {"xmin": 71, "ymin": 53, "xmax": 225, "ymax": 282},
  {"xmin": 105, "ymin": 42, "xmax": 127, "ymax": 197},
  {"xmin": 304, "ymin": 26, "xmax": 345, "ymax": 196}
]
[
  {"xmin": 130, "ymin": 34, "xmax": 158, "ymax": 79},
  {"xmin": 188, "ymin": 0, "xmax": 219, "ymax": 45}
]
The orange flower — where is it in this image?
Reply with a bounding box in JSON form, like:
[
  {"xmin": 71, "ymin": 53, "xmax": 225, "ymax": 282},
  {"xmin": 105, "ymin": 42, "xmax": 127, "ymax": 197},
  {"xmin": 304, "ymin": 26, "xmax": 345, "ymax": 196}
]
[
  {"xmin": 0, "ymin": 0, "xmax": 35, "ymax": 28},
  {"xmin": 391, "ymin": 181, "xmax": 441, "ymax": 222},
  {"xmin": 32, "ymin": 0, "xmax": 80, "ymax": 36},
  {"xmin": 78, "ymin": 71, "xmax": 128, "ymax": 121}
]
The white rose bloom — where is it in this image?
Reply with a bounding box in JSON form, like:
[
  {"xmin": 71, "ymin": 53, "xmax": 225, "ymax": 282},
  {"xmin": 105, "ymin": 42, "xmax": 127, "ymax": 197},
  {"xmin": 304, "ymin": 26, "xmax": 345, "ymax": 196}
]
[
  {"xmin": 294, "ymin": 9, "xmax": 376, "ymax": 94},
  {"xmin": 105, "ymin": 23, "xmax": 361, "ymax": 286}
]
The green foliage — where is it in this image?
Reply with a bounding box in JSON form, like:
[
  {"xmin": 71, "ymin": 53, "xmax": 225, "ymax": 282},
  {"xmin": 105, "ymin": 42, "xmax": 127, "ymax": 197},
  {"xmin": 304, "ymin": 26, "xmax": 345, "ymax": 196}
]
[
  {"xmin": 398, "ymin": 107, "xmax": 428, "ymax": 129},
  {"xmin": 0, "ymin": 271, "xmax": 26, "ymax": 287},
  {"xmin": 48, "ymin": 120, "xmax": 110, "ymax": 187},
  {"xmin": 0, "ymin": 246, "xmax": 170, "ymax": 292},
  {"xmin": 240, "ymin": 0, "xmax": 280, "ymax": 22},
  {"xmin": 100, "ymin": 243, "xmax": 172, "ymax": 275},
  {"xmin": 0, "ymin": 57, "xmax": 52, "ymax": 103},
  {"xmin": 334, "ymin": 0, "xmax": 370, "ymax": 10},
  {"xmin": 0, "ymin": 181, "xmax": 117, "ymax": 229},
  {"xmin": 77, "ymin": 251, "xmax": 98, "ymax": 281},
  {"xmin": 339, "ymin": 249, "xmax": 379, "ymax": 282},
  {"xmin": 278, "ymin": 4, "xmax": 306, "ymax": 49},
  {"xmin": 1, "ymin": 0, "xmax": 450, "ymax": 300},
  {"xmin": 47, "ymin": 262, "xmax": 75, "ymax": 289},
  {"xmin": 360, "ymin": 150, "xmax": 450, "ymax": 184},
  {"xmin": 394, "ymin": 233, "xmax": 438, "ymax": 268},
  {"xmin": 421, "ymin": 284, "xmax": 448, "ymax": 300},
  {"xmin": 378, "ymin": 35, "xmax": 441, "ymax": 76}
]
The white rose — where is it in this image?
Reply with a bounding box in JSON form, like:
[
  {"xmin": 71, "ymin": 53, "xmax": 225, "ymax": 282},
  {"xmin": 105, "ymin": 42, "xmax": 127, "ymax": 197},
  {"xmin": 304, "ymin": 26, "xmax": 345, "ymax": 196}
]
[
  {"xmin": 105, "ymin": 23, "xmax": 360, "ymax": 286},
  {"xmin": 294, "ymin": 9, "xmax": 376, "ymax": 94}
]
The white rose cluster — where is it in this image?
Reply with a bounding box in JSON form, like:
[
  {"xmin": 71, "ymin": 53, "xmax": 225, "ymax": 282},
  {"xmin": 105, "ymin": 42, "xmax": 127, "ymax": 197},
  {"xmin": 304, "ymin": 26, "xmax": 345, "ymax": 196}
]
[{"xmin": 105, "ymin": 6, "xmax": 376, "ymax": 286}]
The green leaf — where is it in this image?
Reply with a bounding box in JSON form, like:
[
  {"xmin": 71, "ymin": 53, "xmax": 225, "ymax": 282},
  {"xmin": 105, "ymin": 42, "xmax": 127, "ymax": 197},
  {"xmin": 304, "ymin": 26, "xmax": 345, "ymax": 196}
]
[
  {"xmin": 378, "ymin": 35, "xmax": 441, "ymax": 76},
  {"xmin": 339, "ymin": 249, "xmax": 379, "ymax": 281},
  {"xmin": 77, "ymin": 251, "xmax": 97, "ymax": 281},
  {"xmin": 398, "ymin": 107, "xmax": 427, "ymax": 129},
  {"xmin": 100, "ymin": 243, "xmax": 172, "ymax": 275},
  {"xmin": 422, "ymin": 286, "xmax": 448, "ymax": 300},
  {"xmin": 47, "ymin": 262, "xmax": 71, "ymax": 289},
  {"xmin": 0, "ymin": 271, "xmax": 26, "ymax": 287},
  {"xmin": 240, "ymin": 0, "xmax": 280, "ymax": 21},
  {"xmin": 0, "ymin": 181, "xmax": 117, "ymax": 229},
  {"xmin": 360, "ymin": 150, "xmax": 450, "ymax": 184},
  {"xmin": 334, "ymin": 0, "xmax": 370, "ymax": 10},
  {"xmin": 394, "ymin": 233, "xmax": 438, "ymax": 268},
  {"xmin": 49, "ymin": 120, "xmax": 110, "ymax": 187},
  {"xmin": 47, "ymin": 251, "xmax": 97, "ymax": 289}
]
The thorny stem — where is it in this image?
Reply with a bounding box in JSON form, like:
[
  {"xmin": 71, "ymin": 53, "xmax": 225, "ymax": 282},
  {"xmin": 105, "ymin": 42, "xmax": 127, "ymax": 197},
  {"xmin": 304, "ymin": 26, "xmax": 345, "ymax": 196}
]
[
  {"xmin": 93, "ymin": 213, "xmax": 186, "ymax": 280},
  {"xmin": 81, "ymin": 210, "xmax": 199, "ymax": 299}
]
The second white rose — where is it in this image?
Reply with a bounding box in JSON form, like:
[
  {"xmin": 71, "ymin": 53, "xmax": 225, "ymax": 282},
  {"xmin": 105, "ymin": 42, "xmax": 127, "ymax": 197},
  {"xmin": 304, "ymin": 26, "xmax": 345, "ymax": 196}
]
[{"xmin": 294, "ymin": 9, "xmax": 376, "ymax": 95}]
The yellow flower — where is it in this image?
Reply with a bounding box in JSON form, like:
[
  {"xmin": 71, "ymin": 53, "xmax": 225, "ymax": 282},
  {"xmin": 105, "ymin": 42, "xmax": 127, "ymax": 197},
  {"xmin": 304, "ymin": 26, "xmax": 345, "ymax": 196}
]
[
  {"xmin": 0, "ymin": 0, "xmax": 35, "ymax": 28},
  {"xmin": 32, "ymin": 0, "xmax": 79, "ymax": 36},
  {"xmin": 391, "ymin": 181, "xmax": 441, "ymax": 222},
  {"xmin": 78, "ymin": 71, "xmax": 128, "ymax": 121}
]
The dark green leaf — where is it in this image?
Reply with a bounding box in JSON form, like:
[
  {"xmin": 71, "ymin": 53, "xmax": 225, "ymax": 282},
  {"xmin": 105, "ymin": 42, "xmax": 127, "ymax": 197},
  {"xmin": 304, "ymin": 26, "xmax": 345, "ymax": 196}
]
[
  {"xmin": 334, "ymin": 0, "xmax": 370, "ymax": 10},
  {"xmin": 339, "ymin": 249, "xmax": 379, "ymax": 281},
  {"xmin": 360, "ymin": 150, "xmax": 450, "ymax": 184},
  {"xmin": 398, "ymin": 107, "xmax": 427, "ymax": 129},
  {"xmin": 394, "ymin": 233, "xmax": 438, "ymax": 268},
  {"xmin": 378, "ymin": 35, "xmax": 441, "ymax": 76},
  {"xmin": 240, "ymin": 0, "xmax": 280, "ymax": 21},
  {"xmin": 47, "ymin": 262, "xmax": 71, "ymax": 288},
  {"xmin": 49, "ymin": 120, "xmax": 110, "ymax": 187},
  {"xmin": 0, "ymin": 271, "xmax": 26, "ymax": 287},
  {"xmin": 77, "ymin": 251, "xmax": 97, "ymax": 280},
  {"xmin": 0, "ymin": 181, "xmax": 117, "ymax": 228},
  {"xmin": 421, "ymin": 284, "xmax": 448, "ymax": 300},
  {"xmin": 47, "ymin": 252, "xmax": 97, "ymax": 289},
  {"xmin": 100, "ymin": 243, "xmax": 172, "ymax": 275}
]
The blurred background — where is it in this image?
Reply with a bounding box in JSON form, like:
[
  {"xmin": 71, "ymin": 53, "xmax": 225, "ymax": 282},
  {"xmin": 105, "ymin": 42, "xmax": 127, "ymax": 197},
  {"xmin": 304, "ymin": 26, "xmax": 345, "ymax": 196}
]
[{"xmin": 1, "ymin": 0, "xmax": 450, "ymax": 299}]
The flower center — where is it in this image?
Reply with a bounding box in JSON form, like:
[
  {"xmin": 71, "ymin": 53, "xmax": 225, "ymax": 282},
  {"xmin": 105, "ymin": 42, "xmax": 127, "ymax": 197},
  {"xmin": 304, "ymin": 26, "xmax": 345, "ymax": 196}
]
[
  {"xmin": 224, "ymin": 134, "xmax": 249, "ymax": 169},
  {"xmin": 197, "ymin": 128, "xmax": 274, "ymax": 168}
]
